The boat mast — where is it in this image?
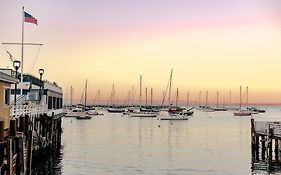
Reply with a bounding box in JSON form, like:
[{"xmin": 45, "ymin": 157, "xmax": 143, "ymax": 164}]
[
  {"xmin": 239, "ymin": 86, "xmax": 242, "ymax": 112},
  {"xmin": 139, "ymin": 75, "xmax": 142, "ymax": 108},
  {"xmin": 84, "ymin": 80, "xmax": 88, "ymax": 111},
  {"xmin": 111, "ymin": 84, "xmax": 115, "ymax": 106},
  {"xmin": 216, "ymin": 91, "xmax": 219, "ymax": 109},
  {"xmin": 21, "ymin": 7, "xmax": 24, "ymax": 93},
  {"xmin": 187, "ymin": 91, "xmax": 189, "ymax": 108},
  {"xmin": 199, "ymin": 90, "xmax": 201, "ymax": 107},
  {"xmin": 168, "ymin": 69, "xmax": 173, "ymax": 106},
  {"xmin": 205, "ymin": 90, "xmax": 208, "ymax": 107},
  {"xmin": 150, "ymin": 88, "xmax": 153, "ymax": 107},
  {"xmin": 98, "ymin": 89, "xmax": 100, "ymax": 105},
  {"xmin": 229, "ymin": 90, "xmax": 231, "ymax": 106},
  {"xmin": 145, "ymin": 87, "xmax": 148, "ymax": 106},
  {"xmin": 246, "ymin": 86, "xmax": 249, "ymax": 108},
  {"xmin": 131, "ymin": 86, "xmax": 134, "ymax": 106},
  {"xmin": 128, "ymin": 90, "xmax": 131, "ymax": 106},
  {"xmin": 70, "ymin": 86, "xmax": 73, "ymax": 107},
  {"xmin": 176, "ymin": 88, "xmax": 179, "ymax": 107}
]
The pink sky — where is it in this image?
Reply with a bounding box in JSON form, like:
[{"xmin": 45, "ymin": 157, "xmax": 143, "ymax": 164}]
[{"xmin": 0, "ymin": 0, "xmax": 281, "ymax": 104}]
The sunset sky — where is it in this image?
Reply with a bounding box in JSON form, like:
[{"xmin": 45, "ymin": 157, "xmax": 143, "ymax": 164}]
[{"xmin": 0, "ymin": 0, "xmax": 281, "ymax": 105}]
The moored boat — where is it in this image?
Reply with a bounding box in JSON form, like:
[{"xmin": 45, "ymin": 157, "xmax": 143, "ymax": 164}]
[
  {"xmin": 159, "ymin": 112, "xmax": 188, "ymax": 120},
  {"xmin": 130, "ymin": 111, "xmax": 157, "ymax": 117},
  {"xmin": 76, "ymin": 113, "xmax": 92, "ymax": 120},
  {"xmin": 234, "ymin": 111, "xmax": 251, "ymax": 116},
  {"xmin": 233, "ymin": 86, "xmax": 252, "ymax": 116},
  {"xmin": 107, "ymin": 108, "xmax": 125, "ymax": 113}
]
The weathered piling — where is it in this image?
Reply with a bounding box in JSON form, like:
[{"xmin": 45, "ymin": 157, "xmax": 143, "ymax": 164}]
[
  {"xmin": 0, "ymin": 113, "xmax": 63, "ymax": 175},
  {"xmin": 251, "ymin": 119, "xmax": 281, "ymax": 172}
]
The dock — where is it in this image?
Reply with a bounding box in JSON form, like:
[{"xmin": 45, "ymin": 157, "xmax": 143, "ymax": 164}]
[
  {"xmin": 251, "ymin": 119, "xmax": 281, "ymax": 172},
  {"xmin": 0, "ymin": 111, "xmax": 63, "ymax": 175}
]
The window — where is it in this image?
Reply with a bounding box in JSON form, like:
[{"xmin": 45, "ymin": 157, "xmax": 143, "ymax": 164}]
[{"xmin": 4, "ymin": 88, "xmax": 10, "ymax": 105}]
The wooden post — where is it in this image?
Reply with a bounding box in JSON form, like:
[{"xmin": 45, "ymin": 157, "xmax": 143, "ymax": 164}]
[
  {"xmin": 255, "ymin": 135, "xmax": 259, "ymax": 161},
  {"xmin": 261, "ymin": 136, "xmax": 266, "ymax": 161},
  {"xmin": 26, "ymin": 130, "xmax": 32, "ymax": 175},
  {"xmin": 251, "ymin": 119, "xmax": 255, "ymax": 159},
  {"xmin": 24, "ymin": 115, "xmax": 29, "ymax": 134},
  {"xmin": 19, "ymin": 116, "xmax": 25, "ymax": 132},
  {"xmin": 10, "ymin": 119, "xmax": 17, "ymax": 137},
  {"xmin": 266, "ymin": 124, "xmax": 272, "ymax": 171},
  {"xmin": 275, "ymin": 139, "xmax": 279, "ymax": 163},
  {"xmin": 7, "ymin": 139, "xmax": 13, "ymax": 175},
  {"xmin": 0, "ymin": 142, "xmax": 4, "ymax": 167},
  {"xmin": 0, "ymin": 120, "xmax": 4, "ymax": 142}
]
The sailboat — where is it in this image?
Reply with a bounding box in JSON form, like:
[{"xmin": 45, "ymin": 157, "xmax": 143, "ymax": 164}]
[
  {"xmin": 214, "ymin": 91, "xmax": 227, "ymax": 111},
  {"xmin": 130, "ymin": 75, "xmax": 157, "ymax": 117},
  {"xmin": 107, "ymin": 84, "xmax": 125, "ymax": 113},
  {"xmin": 233, "ymin": 86, "xmax": 251, "ymax": 116},
  {"xmin": 159, "ymin": 69, "xmax": 189, "ymax": 120},
  {"xmin": 201, "ymin": 90, "xmax": 215, "ymax": 112},
  {"xmin": 76, "ymin": 80, "xmax": 92, "ymax": 120}
]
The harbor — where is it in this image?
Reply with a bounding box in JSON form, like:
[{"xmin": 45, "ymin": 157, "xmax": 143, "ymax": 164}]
[
  {"xmin": 41, "ymin": 107, "xmax": 281, "ymax": 174},
  {"xmin": 1, "ymin": 0, "xmax": 281, "ymax": 175}
]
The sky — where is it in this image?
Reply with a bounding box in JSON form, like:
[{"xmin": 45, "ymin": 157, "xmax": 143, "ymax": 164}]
[{"xmin": 0, "ymin": 0, "xmax": 281, "ymax": 105}]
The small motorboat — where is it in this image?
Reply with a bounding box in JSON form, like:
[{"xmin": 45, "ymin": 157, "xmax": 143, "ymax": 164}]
[{"xmin": 76, "ymin": 113, "xmax": 92, "ymax": 120}]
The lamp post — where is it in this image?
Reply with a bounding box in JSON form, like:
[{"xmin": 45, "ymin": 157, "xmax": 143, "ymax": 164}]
[
  {"xmin": 13, "ymin": 60, "xmax": 21, "ymax": 116},
  {"xmin": 39, "ymin": 69, "xmax": 44, "ymax": 102}
]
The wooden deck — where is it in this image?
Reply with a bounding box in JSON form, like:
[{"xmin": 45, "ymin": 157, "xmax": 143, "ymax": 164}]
[{"xmin": 251, "ymin": 119, "xmax": 281, "ymax": 172}]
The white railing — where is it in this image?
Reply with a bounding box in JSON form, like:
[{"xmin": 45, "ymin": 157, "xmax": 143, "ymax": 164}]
[{"xmin": 11, "ymin": 103, "xmax": 64, "ymax": 118}]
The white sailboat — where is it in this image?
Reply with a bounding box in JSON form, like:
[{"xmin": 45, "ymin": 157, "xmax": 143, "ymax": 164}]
[
  {"xmin": 201, "ymin": 90, "xmax": 215, "ymax": 112},
  {"xmin": 76, "ymin": 80, "xmax": 92, "ymax": 119},
  {"xmin": 130, "ymin": 75, "xmax": 157, "ymax": 117},
  {"xmin": 107, "ymin": 84, "xmax": 125, "ymax": 113},
  {"xmin": 64, "ymin": 86, "xmax": 84, "ymax": 117},
  {"xmin": 233, "ymin": 86, "xmax": 251, "ymax": 116},
  {"xmin": 159, "ymin": 69, "xmax": 189, "ymax": 120},
  {"xmin": 214, "ymin": 91, "xmax": 227, "ymax": 111}
]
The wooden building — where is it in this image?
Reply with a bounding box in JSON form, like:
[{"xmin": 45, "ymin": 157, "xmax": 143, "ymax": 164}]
[{"xmin": 0, "ymin": 71, "xmax": 19, "ymax": 132}]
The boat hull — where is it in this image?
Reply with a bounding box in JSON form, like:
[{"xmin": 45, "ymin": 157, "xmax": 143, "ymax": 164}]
[
  {"xmin": 159, "ymin": 114, "xmax": 188, "ymax": 120},
  {"xmin": 130, "ymin": 112, "xmax": 157, "ymax": 117},
  {"xmin": 76, "ymin": 115, "xmax": 92, "ymax": 120},
  {"xmin": 234, "ymin": 112, "xmax": 251, "ymax": 116},
  {"xmin": 107, "ymin": 108, "xmax": 125, "ymax": 113}
]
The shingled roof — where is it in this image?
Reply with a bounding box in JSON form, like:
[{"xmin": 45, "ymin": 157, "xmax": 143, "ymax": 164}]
[{"xmin": 0, "ymin": 71, "xmax": 19, "ymax": 84}]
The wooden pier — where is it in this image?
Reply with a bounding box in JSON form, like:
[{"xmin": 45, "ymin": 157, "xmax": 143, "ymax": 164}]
[
  {"xmin": 251, "ymin": 119, "xmax": 281, "ymax": 172},
  {"xmin": 0, "ymin": 112, "xmax": 63, "ymax": 175}
]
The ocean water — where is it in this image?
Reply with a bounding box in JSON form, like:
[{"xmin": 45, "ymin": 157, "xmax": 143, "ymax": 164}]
[{"xmin": 49, "ymin": 106, "xmax": 281, "ymax": 175}]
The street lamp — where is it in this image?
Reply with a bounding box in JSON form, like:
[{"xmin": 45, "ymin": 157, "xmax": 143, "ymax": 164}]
[
  {"xmin": 39, "ymin": 68, "xmax": 44, "ymax": 102},
  {"xmin": 13, "ymin": 60, "xmax": 21, "ymax": 116}
]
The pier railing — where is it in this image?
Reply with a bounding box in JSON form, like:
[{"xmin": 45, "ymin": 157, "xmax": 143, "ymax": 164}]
[{"xmin": 11, "ymin": 103, "xmax": 64, "ymax": 118}]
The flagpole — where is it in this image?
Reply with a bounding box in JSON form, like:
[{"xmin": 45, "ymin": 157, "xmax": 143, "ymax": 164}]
[{"xmin": 21, "ymin": 6, "xmax": 24, "ymax": 95}]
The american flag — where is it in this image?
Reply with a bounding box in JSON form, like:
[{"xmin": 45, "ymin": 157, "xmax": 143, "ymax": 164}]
[{"xmin": 24, "ymin": 11, "xmax": 37, "ymax": 25}]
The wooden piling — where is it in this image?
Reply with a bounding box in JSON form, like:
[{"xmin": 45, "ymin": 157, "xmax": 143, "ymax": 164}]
[
  {"xmin": 19, "ymin": 115, "xmax": 25, "ymax": 132},
  {"xmin": 275, "ymin": 139, "xmax": 279, "ymax": 162},
  {"xmin": 6, "ymin": 139, "xmax": 13, "ymax": 175},
  {"xmin": 24, "ymin": 115, "xmax": 29, "ymax": 134},
  {"xmin": 10, "ymin": 119, "xmax": 17, "ymax": 137},
  {"xmin": 0, "ymin": 120, "xmax": 4, "ymax": 142},
  {"xmin": 261, "ymin": 136, "xmax": 266, "ymax": 161},
  {"xmin": 255, "ymin": 135, "xmax": 259, "ymax": 161},
  {"xmin": 0, "ymin": 142, "xmax": 4, "ymax": 167}
]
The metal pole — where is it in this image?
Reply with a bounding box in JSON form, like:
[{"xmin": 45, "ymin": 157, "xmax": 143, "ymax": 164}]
[
  {"xmin": 14, "ymin": 70, "xmax": 18, "ymax": 116},
  {"xmin": 21, "ymin": 7, "xmax": 24, "ymax": 94},
  {"xmin": 39, "ymin": 74, "xmax": 42, "ymax": 102}
]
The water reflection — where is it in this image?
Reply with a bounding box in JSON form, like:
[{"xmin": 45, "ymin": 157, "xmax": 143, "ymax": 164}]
[{"xmin": 32, "ymin": 145, "xmax": 63, "ymax": 175}]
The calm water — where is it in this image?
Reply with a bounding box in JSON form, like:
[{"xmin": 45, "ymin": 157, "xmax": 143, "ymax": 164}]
[{"xmin": 50, "ymin": 106, "xmax": 281, "ymax": 174}]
